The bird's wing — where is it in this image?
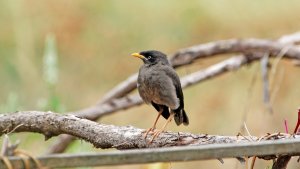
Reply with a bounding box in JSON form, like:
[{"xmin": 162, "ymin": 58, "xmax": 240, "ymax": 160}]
[{"xmin": 164, "ymin": 66, "xmax": 184, "ymax": 109}]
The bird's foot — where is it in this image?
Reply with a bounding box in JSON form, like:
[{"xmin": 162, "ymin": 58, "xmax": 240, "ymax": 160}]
[
  {"xmin": 149, "ymin": 129, "xmax": 164, "ymax": 143},
  {"xmin": 143, "ymin": 127, "xmax": 156, "ymax": 139}
]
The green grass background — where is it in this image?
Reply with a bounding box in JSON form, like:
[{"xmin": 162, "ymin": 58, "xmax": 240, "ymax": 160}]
[{"xmin": 1, "ymin": 0, "xmax": 300, "ymax": 168}]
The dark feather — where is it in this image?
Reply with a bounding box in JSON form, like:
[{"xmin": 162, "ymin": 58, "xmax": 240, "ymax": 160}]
[
  {"xmin": 151, "ymin": 102, "xmax": 170, "ymax": 119},
  {"xmin": 165, "ymin": 69, "xmax": 184, "ymax": 108},
  {"xmin": 165, "ymin": 67, "xmax": 189, "ymax": 126},
  {"xmin": 174, "ymin": 109, "xmax": 189, "ymax": 126}
]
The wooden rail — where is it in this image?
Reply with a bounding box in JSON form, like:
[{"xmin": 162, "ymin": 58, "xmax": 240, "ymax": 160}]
[{"xmin": 1, "ymin": 139, "xmax": 300, "ymax": 168}]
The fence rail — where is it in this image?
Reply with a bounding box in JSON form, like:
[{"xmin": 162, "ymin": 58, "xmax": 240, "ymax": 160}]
[{"xmin": 1, "ymin": 139, "xmax": 300, "ymax": 168}]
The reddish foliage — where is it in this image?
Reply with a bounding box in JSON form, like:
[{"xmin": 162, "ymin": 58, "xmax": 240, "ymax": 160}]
[
  {"xmin": 284, "ymin": 119, "xmax": 288, "ymax": 133},
  {"xmin": 293, "ymin": 109, "xmax": 300, "ymax": 134}
]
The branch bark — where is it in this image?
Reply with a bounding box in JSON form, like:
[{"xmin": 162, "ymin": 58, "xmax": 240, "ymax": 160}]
[
  {"xmin": 1, "ymin": 111, "xmax": 300, "ymax": 151},
  {"xmin": 272, "ymin": 155, "xmax": 292, "ymax": 169},
  {"xmin": 47, "ymin": 35, "xmax": 300, "ymax": 154},
  {"xmin": 169, "ymin": 38, "xmax": 300, "ymax": 67},
  {"xmin": 1, "ymin": 111, "xmax": 300, "ymax": 169},
  {"xmin": 0, "ymin": 111, "xmax": 248, "ymax": 149}
]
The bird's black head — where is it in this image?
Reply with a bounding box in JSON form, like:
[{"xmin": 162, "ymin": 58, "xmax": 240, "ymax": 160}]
[{"xmin": 132, "ymin": 50, "xmax": 169, "ymax": 65}]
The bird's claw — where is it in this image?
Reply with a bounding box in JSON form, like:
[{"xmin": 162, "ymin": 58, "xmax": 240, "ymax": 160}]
[
  {"xmin": 149, "ymin": 129, "xmax": 164, "ymax": 143},
  {"xmin": 143, "ymin": 127, "xmax": 156, "ymax": 139}
]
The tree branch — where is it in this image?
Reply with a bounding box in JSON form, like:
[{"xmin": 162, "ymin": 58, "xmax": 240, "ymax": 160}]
[
  {"xmin": 0, "ymin": 111, "xmax": 247, "ymax": 149},
  {"xmin": 1, "ymin": 111, "xmax": 300, "ymax": 151},
  {"xmin": 97, "ymin": 34, "xmax": 300, "ymax": 105},
  {"xmin": 170, "ymin": 38, "xmax": 300, "ymax": 67},
  {"xmin": 97, "ymin": 73, "xmax": 138, "ymax": 105},
  {"xmin": 272, "ymin": 155, "xmax": 292, "ymax": 169},
  {"xmin": 1, "ymin": 111, "xmax": 300, "ymax": 169},
  {"xmin": 97, "ymin": 32, "xmax": 300, "ymax": 107}
]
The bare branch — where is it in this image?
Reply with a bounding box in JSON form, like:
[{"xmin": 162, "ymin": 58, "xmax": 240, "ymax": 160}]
[
  {"xmin": 1, "ymin": 111, "xmax": 300, "ymax": 168},
  {"xmin": 47, "ymin": 96, "xmax": 143, "ymax": 153},
  {"xmin": 272, "ymin": 155, "xmax": 292, "ymax": 169},
  {"xmin": 277, "ymin": 32, "xmax": 300, "ymax": 44},
  {"xmin": 97, "ymin": 73, "xmax": 138, "ymax": 105},
  {"xmin": 97, "ymin": 33, "xmax": 300, "ymax": 105},
  {"xmin": 75, "ymin": 95, "xmax": 142, "ymax": 120},
  {"xmin": 0, "ymin": 111, "xmax": 247, "ymax": 149},
  {"xmin": 1, "ymin": 111, "xmax": 300, "ymax": 150},
  {"xmin": 170, "ymin": 38, "xmax": 300, "ymax": 67}
]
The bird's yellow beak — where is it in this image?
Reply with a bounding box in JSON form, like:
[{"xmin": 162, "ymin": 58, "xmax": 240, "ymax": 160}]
[{"xmin": 131, "ymin": 53, "xmax": 146, "ymax": 59}]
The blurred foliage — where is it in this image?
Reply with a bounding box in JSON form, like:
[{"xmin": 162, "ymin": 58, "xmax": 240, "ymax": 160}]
[
  {"xmin": 41, "ymin": 33, "xmax": 64, "ymax": 112},
  {"xmin": 43, "ymin": 33, "xmax": 58, "ymax": 87},
  {"xmin": 0, "ymin": 92, "xmax": 20, "ymax": 112},
  {"xmin": 0, "ymin": 0, "xmax": 300, "ymax": 168}
]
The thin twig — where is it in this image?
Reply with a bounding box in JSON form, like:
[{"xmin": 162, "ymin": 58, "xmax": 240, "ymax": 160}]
[
  {"xmin": 240, "ymin": 64, "xmax": 259, "ymax": 133},
  {"xmin": 243, "ymin": 122, "xmax": 254, "ymax": 141},
  {"xmin": 261, "ymin": 53, "xmax": 273, "ymax": 113},
  {"xmin": 250, "ymin": 156, "xmax": 256, "ymax": 169},
  {"xmin": 270, "ymin": 68, "xmax": 285, "ymax": 106}
]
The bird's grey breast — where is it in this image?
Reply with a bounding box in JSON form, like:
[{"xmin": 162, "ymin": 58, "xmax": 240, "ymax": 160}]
[{"xmin": 137, "ymin": 64, "xmax": 179, "ymax": 109}]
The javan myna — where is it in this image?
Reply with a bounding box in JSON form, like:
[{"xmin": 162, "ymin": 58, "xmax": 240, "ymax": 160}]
[{"xmin": 132, "ymin": 50, "xmax": 189, "ymax": 141}]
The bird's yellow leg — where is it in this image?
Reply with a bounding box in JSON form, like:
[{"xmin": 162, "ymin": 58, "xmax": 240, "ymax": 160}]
[
  {"xmin": 143, "ymin": 111, "xmax": 162, "ymax": 138},
  {"xmin": 150, "ymin": 113, "xmax": 174, "ymax": 142}
]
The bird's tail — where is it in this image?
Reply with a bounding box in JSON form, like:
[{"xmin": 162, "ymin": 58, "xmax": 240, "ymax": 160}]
[{"xmin": 174, "ymin": 109, "xmax": 189, "ymax": 126}]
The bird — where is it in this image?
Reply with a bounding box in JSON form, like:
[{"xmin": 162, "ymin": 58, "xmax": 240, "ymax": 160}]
[{"xmin": 132, "ymin": 50, "xmax": 189, "ymax": 141}]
